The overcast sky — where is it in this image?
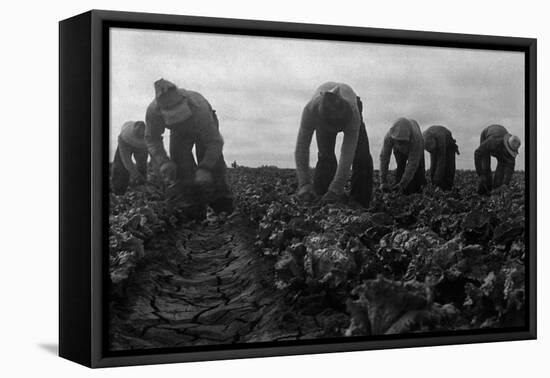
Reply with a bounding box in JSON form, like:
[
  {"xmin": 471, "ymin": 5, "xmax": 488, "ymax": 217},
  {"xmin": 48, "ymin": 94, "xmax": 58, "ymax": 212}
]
[{"xmin": 110, "ymin": 28, "xmax": 525, "ymax": 170}]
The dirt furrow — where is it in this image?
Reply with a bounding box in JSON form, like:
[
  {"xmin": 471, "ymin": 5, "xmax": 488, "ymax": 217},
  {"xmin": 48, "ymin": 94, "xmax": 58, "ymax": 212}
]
[{"xmin": 109, "ymin": 213, "xmax": 333, "ymax": 350}]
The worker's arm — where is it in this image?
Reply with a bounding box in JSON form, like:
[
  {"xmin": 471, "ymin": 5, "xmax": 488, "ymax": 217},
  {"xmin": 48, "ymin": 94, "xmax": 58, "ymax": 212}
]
[
  {"xmin": 379, "ymin": 132, "xmax": 393, "ymax": 185},
  {"xmin": 117, "ymin": 137, "xmax": 140, "ymax": 177},
  {"xmin": 145, "ymin": 106, "xmax": 170, "ymax": 167},
  {"xmin": 429, "ymin": 152, "xmax": 437, "ymax": 182},
  {"xmin": 295, "ymin": 106, "xmax": 315, "ymax": 189},
  {"xmin": 502, "ymin": 159, "xmax": 516, "ymax": 186},
  {"xmin": 328, "ymin": 120, "xmax": 360, "ymax": 195},
  {"xmin": 474, "ymin": 138, "xmax": 495, "ymax": 176},
  {"xmin": 432, "ymin": 138, "xmax": 447, "ymax": 186},
  {"xmin": 197, "ymin": 110, "xmax": 224, "ymax": 171},
  {"xmin": 398, "ymin": 136, "xmax": 423, "ymax": 188}
]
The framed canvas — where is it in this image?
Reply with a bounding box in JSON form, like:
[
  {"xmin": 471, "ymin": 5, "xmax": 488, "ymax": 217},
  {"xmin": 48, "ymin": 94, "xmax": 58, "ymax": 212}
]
[{"xmin": 59, "ymin": 10, "xmax": 537, "ymax": 368}]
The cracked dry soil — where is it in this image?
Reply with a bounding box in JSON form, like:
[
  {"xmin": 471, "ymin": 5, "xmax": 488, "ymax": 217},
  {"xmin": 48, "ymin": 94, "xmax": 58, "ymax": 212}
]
[{"xmin": 109, "ymin": 213, "xmax": 341, "ymax": 351}]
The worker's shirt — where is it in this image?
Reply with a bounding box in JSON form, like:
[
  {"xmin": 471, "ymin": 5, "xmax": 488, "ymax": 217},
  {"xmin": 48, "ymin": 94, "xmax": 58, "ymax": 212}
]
[
  {"xmin": 475, "ymin": 124, "xmax": 514, "ymax": 174},
  {"xmin": 145, "ymin": 89, "xmax": 223, "ymax": 170},
  {"xmin": 295, "ymin": 82, "xmax": 361, "ymax": 195},
  {"xmin": 379, "ymin": 118, "xmax": 424, "ymax": 187},
  {"xmin": 117, "ymin": 121, "xmax": 147, "ymax": 175}
]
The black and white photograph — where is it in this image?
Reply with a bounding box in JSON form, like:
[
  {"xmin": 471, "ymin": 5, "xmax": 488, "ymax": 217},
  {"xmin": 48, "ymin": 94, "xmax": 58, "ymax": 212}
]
[{"xmin": 107, "ymin": 26, "xmax": 528, "ymax": 352}]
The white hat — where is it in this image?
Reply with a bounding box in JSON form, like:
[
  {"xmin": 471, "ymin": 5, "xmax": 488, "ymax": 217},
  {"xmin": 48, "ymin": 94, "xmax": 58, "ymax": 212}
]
[
  {"xmin": 504, "ymin": 135, "xmax": 521, "ymax": 157},
  {"xmin": 120, "ymin": 121, "xmax": 147, "ymax": 149}
]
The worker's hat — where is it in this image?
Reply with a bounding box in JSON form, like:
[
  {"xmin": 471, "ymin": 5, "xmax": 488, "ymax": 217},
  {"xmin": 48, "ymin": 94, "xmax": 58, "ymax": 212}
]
[
  {"xmin": 154, "ymin": 79, "xmax": 192, "ymax": 125},
  {"xmin": 504, "ymin": 135, "xmax": 521, "ymax": 157},
  {"xmin": 119, "ymin": 121, "xmax": 146, "ymax": 148},
  {"xmin": 390, "ymin": 118, "xmax": 413, "ymax": 141}
]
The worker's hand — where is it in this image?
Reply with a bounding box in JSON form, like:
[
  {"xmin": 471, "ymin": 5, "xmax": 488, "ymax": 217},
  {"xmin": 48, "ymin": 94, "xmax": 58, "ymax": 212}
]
[
  {"xmin": 491, "ymin": 184, "xmax": 510, "ymax": 195},
  {"xmin": 379, "ymin": 183, "xmax": 391, "ymax": 192},
  {"xmin": 321, "ymin": 190, "xmax": 344, "ymax": 205},
  {"xmin": 392, "ymin": 182, "xmax": 404, "ymax": 193},
  {"xmin": 130, "ymin": 172, "xmax": 146, "ymax": 186},
  {"xmin": 296, "ymin": 184, "xmax": 316, "ymax": 202},
  {"xmin": 195, "ymin": 168, "xmax": 213, "ymax": 186},
  {"xmin": 477, "ymin": 176, "xmax": 490, "ymax": 195},
  {"xmin": 165, "ymin": 182, "xmax": 181, "ymax": 203},
  {"xmin": 160, "ymin": 161, "xmax": 177, "ymax": 184}
]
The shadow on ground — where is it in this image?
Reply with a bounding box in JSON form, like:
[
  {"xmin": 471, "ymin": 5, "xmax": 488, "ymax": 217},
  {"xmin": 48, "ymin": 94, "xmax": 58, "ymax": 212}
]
[{"xmin": 38, "ymin": 343, "xmax": 58, "ymax": 355}]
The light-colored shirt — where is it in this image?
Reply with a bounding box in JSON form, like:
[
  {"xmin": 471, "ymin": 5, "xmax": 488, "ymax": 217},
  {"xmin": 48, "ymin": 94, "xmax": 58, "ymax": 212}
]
[
  {"xmin": 145, "ymin": 89, "xmax": 223, "ymax": 170},
  {"xmin": 118, "ymin": 121, "xmax": 147, "ymax": 176},
  {"xmin": 295, "ymin": 82, "xmax": 361, "ymax": 195},
  {"xmin": 379, "ymin": 118, "xmax": 424, "ymax": 187}
]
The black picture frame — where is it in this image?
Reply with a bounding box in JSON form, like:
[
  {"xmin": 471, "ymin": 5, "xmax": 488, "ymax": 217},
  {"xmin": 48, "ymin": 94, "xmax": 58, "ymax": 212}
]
[{"xmin": 59, "ymin": 9, "xmax": 537, "ymax": 368}]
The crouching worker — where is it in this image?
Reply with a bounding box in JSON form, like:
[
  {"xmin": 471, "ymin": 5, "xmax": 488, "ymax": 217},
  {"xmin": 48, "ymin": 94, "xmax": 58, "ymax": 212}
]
[
  {"xmin": 111, "ymin": 121, "xmax": 148, "ymax": 195},
  {"xmin": 474, "ymin": 124, "xmax": 520, "ymax": 195},
  {"xmin": 295, "ymin": 82, "xmax": 373, "ymax": 207},
  {"xmin": 379, "ymin": 118, "xmax": 426, "ymax": 194},
  {"xmin": 423, "ymin": 125, "xmax": 459, "ymax": 191},
  {"xmin": 145, "ymin": 79, "xmax": 234, "ymax": 218}
]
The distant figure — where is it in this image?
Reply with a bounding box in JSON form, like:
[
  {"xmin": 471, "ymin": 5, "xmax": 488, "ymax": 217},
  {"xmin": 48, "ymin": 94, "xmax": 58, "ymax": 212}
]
[
  {"xmin": 295, "ymin": 82, "xmax": 373, "ymax": 207},
  {"xmin": 111, "ymin": 121, "xmax": 148, "ymax": 195},
  {"xmin": 379, "ymin": 118, "xmax": 426, "ymax": 194},
  {"xmin": 145, "ymin": 79, "xmax": 234, "ymax": 217},
  {"xmin": 231, "ymin": 160, "xmax": 238, "ymax": 169},
  {"xmin": 475, "ymin": 124, "xmax": 521, "ymax": 195},
  {"xmin": 423, "ymin": 125, "xmax": 459, "ymax": 191}
]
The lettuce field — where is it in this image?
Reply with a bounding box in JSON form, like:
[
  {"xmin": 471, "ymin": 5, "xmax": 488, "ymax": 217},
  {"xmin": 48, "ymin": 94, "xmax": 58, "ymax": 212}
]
[{"xmin": 108, "ymin": 167, "xmax": 526, "ymax": 350}]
